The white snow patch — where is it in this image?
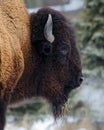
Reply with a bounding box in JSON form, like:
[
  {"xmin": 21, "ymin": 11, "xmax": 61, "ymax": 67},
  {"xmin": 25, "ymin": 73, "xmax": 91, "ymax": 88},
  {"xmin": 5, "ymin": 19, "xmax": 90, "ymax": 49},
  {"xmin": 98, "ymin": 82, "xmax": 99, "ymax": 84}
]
[
  {"xmin": 77, "ymin": 128, "xmax": 86, "ymax": 130},
  {"xmin": 31, "ymin": 116, "xmax": 54, "ymax": 130}
]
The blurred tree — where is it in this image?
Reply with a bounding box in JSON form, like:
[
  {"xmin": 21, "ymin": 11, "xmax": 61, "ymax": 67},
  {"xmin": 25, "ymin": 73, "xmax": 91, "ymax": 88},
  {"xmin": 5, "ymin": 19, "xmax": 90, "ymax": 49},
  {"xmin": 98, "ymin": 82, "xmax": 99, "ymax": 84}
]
[
  {"xmin": 24, "ymin": 0, "xmax": 69, "ymax": 8},
  {"xmin": 76, "ymin": 0, "xmax": 104, "ymax": 77},
  {"xmin": 24, "ymin": 0, "xmax": 44, "ymax": 8}
]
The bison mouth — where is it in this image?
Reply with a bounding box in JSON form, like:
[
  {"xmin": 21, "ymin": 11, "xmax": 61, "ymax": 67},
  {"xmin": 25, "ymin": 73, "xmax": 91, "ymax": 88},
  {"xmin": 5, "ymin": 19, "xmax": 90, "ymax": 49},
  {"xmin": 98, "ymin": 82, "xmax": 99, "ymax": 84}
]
[{"xmin": 52, "ymin": 78, "xmax": 83, "ymax": 118}]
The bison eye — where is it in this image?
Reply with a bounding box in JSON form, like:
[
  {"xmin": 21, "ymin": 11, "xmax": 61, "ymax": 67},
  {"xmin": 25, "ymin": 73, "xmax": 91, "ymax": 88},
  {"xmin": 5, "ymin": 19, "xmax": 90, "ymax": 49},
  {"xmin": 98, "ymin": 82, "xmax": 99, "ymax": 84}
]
[
  {"xmin": 60, "ymin": 48, "xmax": 69, "ymax": 56},
  {"xmin": 59, "ymin": 48, "xmax": 69, "ymax": 64},
  {"xmin": 54, "ymin": 43, "xmax": 70, "ymax": 65},
  {"xmin": 59, "ymin": 43, "xmax": 70, "ymax": 56}
]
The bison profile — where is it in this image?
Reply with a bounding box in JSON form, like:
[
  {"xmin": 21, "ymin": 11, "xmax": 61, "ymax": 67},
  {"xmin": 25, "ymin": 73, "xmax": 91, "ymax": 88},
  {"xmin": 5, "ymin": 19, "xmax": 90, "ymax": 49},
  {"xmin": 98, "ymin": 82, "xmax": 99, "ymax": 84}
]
[
  {"xmin": 29, "ymin": 8, "xmax": 83, "ymax": 116},
  {"xmin": 0, "ymin": 1, "xmax": 83, "ymax": 130}
]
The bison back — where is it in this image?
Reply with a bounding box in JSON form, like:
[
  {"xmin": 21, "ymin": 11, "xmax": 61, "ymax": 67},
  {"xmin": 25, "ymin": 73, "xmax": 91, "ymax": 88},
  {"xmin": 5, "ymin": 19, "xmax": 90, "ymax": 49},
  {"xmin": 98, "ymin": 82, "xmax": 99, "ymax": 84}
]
[{"xmin": 0, "ymin": 0, "xmax": 30, "ymax": 98}]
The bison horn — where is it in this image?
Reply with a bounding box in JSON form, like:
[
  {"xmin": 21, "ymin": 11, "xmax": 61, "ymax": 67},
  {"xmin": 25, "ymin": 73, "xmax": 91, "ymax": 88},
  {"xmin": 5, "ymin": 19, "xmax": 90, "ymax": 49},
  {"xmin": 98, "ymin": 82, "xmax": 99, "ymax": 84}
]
[{"xmin": 44, "ymin": 14, "xmax": 55, "ymax": 43}]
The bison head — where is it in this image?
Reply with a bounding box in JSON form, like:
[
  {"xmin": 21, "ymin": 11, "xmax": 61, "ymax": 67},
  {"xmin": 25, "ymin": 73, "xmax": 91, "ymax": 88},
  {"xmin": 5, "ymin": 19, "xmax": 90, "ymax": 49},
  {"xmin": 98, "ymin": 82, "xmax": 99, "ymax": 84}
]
[{"xmin": 31, "ymin": 8, "xmax": 83, "ymax": 117}]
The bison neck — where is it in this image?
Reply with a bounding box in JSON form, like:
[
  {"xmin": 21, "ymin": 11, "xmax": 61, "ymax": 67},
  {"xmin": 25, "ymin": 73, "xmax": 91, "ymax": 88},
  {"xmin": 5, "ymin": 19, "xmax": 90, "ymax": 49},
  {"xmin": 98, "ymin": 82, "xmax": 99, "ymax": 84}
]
[{"xmin": 9, "ymin": 48, "xmax": 38, "ymax": 104}]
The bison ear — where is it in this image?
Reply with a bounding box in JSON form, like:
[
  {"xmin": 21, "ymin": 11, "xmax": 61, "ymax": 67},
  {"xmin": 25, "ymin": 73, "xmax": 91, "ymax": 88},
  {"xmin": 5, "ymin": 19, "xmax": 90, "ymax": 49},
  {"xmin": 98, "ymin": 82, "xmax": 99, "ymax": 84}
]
[{"xmin": 44, "ymin": 14, "xmax": 55, "ymax": 43}]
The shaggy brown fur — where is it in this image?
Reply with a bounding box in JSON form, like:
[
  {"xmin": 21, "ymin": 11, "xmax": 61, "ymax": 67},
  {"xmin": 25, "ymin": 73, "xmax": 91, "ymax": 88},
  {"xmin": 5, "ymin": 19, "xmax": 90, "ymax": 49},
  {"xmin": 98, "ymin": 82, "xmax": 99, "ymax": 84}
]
[
  {"xmin": 0, "ymin": 2, "xmax": 83, "ymax": 130},
  {"xmin": 10, "ymin": 8, "xmax": 83, "ymax": 116}
]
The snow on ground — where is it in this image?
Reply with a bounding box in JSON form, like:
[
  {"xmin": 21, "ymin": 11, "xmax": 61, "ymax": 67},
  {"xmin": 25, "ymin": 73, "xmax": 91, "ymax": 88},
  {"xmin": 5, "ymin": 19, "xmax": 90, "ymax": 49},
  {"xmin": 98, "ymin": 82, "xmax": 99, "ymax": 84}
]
[
  {"xmin": 6, "ymin": 115, "xmax": 53, "ymax": 130},
  {"xmin": 6, "ymin": 115, "xmax": 79, "ymax": 130},
  {"xmin": 72, "ymin": 77, "xmax": 104, "ymax": 121}
]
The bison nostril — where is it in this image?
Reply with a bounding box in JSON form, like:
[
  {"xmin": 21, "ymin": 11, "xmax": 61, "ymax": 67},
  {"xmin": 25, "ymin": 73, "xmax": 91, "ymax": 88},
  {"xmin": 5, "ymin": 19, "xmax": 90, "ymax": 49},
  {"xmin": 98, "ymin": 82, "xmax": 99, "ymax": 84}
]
[{"xmin": 80, "ymin": 76, "xmax": 84, "ymax": 83}]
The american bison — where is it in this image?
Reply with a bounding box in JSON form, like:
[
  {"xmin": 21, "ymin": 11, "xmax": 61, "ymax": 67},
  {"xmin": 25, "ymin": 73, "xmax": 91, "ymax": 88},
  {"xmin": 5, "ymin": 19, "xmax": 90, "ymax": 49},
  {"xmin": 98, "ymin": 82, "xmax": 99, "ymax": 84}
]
[{"xmin": 0, "ymin": 1, "xmax": 83, "ymax": 130}]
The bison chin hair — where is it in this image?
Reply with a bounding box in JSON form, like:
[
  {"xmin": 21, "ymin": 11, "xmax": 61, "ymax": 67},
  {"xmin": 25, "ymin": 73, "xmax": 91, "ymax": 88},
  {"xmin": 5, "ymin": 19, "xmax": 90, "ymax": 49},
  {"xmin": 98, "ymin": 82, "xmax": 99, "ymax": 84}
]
[
  {"xmin": 51, "ymin": 93, "xmax": 69, "ymax": 118},
  {"xmin": 52, "ymin": 102, "xmax": 66, "ymax": 118},
  {"xmin": 51, "ymin": 81, "xmax": 80, "ymax": 118}
]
